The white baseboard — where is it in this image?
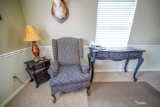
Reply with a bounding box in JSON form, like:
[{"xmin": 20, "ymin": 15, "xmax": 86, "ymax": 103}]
[{"xmin": 0, "ymin": 78, "xmax": 30, "ymax": 107}]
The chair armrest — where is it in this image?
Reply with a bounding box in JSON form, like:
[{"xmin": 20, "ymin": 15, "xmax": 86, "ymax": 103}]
[
  {"xmin": 47, "ymin": 60, "xmax": 59, "ymax": 78},
  {"xmin": 80, "ymin": 58, "xmax": 89, "ymax": 73}
]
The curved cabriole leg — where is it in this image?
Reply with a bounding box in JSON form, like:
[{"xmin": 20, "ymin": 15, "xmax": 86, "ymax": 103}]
[
  {"xmin": 133, "ymin": 58, "xmax": 144, "ymax": 81},
  {"xmin": 124, "ymin": 59, "xmax": 129, "ymax": 72},
  {"xmin": 87, "ymin": 86, "xmax": 91, "ymax": 96},
  {"xmin": 51, "ymin": 93, "xmax": 56, "ymax": 103}
]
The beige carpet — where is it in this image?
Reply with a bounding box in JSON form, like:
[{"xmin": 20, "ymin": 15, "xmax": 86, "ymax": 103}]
[
  {"xmin": 5, "ymin": 81, "xmax": 89, "ymax": 107},
  {"xmin": 5, "ymin": 71, "xmax": 160, "ymax": 107},
  {"xmin": 88, "ymin": 82, "xmax": 160, "ymax": 107}
]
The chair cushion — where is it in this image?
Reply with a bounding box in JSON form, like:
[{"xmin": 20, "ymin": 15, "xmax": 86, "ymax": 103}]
[{"xmin": 49, "ymin": 65, "xmax": 90, "ymax": 87}]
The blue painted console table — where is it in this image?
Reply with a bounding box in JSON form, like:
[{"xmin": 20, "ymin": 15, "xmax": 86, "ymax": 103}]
[{"xmin": 88, "ymin": 47, "xmax": 146, "ymax": 82}]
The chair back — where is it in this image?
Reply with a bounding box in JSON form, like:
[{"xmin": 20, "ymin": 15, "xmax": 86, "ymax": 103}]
[{"xmin": 52, "ymin": 37, "xmax": 83, "ymax": 65}]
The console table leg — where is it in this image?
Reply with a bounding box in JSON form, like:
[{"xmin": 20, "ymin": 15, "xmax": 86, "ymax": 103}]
[
  {"xmin": 90, "ymin": 58, "xmax": 95, "ymax": 82},
  {"xmin": 133, "ymin": 58, "xmax": 144, "ymax": 81},
  {"xmin": 124, "ymin": 59, "xmax": 129, "ymax": 72}
]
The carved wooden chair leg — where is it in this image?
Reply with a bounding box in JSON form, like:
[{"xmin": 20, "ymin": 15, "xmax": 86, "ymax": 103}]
[
  {"xmin": 51, "ymin": 93, "xmax": 56, "ymax": 103},
  {"xmin": 87, "ymin": 86, "xmax": 90, "ymax": 96}
]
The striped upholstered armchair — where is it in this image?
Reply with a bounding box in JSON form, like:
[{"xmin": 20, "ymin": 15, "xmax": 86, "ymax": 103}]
[{"xmin": 47, "ymin": 37, "xmax": 90, "ymax": 103}]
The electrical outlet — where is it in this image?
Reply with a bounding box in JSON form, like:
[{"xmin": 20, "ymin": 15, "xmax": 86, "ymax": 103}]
[{"xmin": 12, "ymin": 75, "xmax": 17, "ymax": 81}]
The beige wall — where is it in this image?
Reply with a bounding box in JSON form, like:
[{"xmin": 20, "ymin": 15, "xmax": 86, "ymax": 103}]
[
  {"xmin": 21, "ymin": 0, "xmax": 160, "ymax": 46},
  {"xmin": 0, "ymin": 0, "xmax": 29, "ymax": 55},
  {"xmin": 128, "ymin": 0, "xmax": 160, "ymax": 45},
  {"xmin": 0, "ymin": 0, "xmax": 160, "ymax": 54},
  {"xmin": 21, "ymin": 0, "xmax": 97, "ymax": 46}
]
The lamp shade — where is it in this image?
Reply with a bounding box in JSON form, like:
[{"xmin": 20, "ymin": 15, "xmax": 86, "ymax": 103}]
[{"xmin": 23, "ymin": 25, "xmax": 41, "ymax": 41}]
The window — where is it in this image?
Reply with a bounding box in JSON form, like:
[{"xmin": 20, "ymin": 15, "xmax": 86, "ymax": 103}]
[{"xmin": 95, "ymin": 0, "xmax": 137, "ymax": 47}]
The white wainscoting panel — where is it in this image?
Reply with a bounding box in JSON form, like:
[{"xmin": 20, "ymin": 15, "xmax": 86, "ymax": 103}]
[{"xmin": 0, "ymin": 48, "xmax": 32, "ymax": 107}]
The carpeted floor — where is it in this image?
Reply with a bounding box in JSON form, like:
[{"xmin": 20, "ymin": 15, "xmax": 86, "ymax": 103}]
[
  {"xmin": 5, "ymin": 81, "xmax": 89, "ymax": 107},
  {"xmin": 4, "ymin": 71, "xmax": 160, "ymax": 107},
  {"xmin": 88, "ymin": 82, "xmax": 160, "ymax": 107}
]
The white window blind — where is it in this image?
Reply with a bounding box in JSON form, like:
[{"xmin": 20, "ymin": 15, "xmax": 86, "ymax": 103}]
[{"xmin": 95, "ymin": 0, "xmax": 137, "ymax": 47}]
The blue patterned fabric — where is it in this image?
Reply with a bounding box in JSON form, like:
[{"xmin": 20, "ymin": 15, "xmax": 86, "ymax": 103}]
[
  {"xmin": 49, "ymin": 65, "xmax": 90, "ymax": 86},
  {"xmin": 51, "ymin": 82, "xmax": 90, "ymax": 93},
  {"xmin": 80, "ymin": 58, "xmax": 89, "ymax": 73},
  {"xmin": 48, "ymin": 37, "xmax": 90, "ymax": 94},
  {"xmin": 52, "ymin": 39, "xmax": 58, "ymax": 60},
  {"xmin": 47, "ymin": 60, "xmax": 59, "ymax": 78},
  {"xmin": 78, "ymin": 38, "xmax": 83, "ymax": 58},
  {"xmin": 57, "ymin": 37, "xmax": 80, "ymax": 65}
]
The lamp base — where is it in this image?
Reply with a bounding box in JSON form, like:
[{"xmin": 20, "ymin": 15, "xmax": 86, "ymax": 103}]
[
  {"xmin": 34, "ymin": 56, "xmax": 40, "ymax": 62},
  {"xmin": 31, "ymin": 41, "xmax": 41, "ymax": 62},
  {"xmin": 34, "ymin": 56, "xmax": 43, "ymax": 62}
]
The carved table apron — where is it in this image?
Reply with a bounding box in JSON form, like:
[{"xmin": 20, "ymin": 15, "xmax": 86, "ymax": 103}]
[{"xmin": 88, "ymin": 47, "xmax": 146, "ymax": 82}]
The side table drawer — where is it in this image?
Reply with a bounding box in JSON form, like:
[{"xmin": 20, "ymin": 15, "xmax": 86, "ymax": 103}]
[
  {"xmin": 109, "ymin": 52, "xmax": 128, "ymax": 59},
  {"xmin": 34, "ymin": 61, "xmax": 50, "ymax": 70},
  {"xmin": 96, "ymin": 52, "xmax": 109, "ymax": 59}
]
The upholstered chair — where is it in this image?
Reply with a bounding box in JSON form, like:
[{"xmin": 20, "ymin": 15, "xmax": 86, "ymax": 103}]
[{"xmin": 47, "ymin": 37, "xmax": 90, "ymax": 103}]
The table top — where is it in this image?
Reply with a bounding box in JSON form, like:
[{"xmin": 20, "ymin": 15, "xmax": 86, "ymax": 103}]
[
  {"xmin": 89, "ymin": 46, "xmax": 146, "ymax": 53},
  {"xmin": 24, "ymin": 57, "xmax": 51, "ymax": 67}
]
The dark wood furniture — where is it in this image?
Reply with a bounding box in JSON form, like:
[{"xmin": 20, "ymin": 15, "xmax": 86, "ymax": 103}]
[
  {"xmin": 24, "ymin": 57, "xmax": 51, "ymax": 88},
  {"xmin": 88, "ymin": 47, "xmax": 146, "ymax": 82}
]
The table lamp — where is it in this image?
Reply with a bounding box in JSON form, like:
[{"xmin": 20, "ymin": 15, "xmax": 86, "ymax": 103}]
[{"xmin": 23, "ymin": 25, "xmax": 42, "ymax": 62}]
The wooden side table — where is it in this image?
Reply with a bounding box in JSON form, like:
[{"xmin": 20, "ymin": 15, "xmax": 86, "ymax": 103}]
[{"xmin": 24, "ymin": 57, "xmax": 51, "ymax": 88}]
